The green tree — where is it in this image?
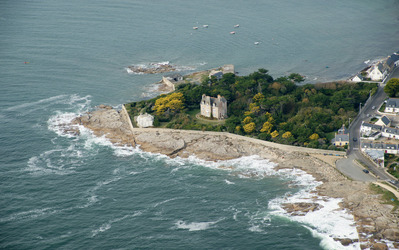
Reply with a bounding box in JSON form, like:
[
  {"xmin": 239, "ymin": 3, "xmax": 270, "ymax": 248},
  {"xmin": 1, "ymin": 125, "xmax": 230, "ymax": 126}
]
[{"xmin": 384, "ymin": 78, "xmax": 399, "ymax": 97}]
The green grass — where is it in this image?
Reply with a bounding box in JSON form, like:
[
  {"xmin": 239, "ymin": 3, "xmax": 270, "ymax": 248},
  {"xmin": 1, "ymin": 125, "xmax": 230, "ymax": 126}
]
[
  {"xmin": 379, "ymin": 102, "xmax": 386, "ymax": 112},
  {"xmin": 370, "ymin": 184, "xmax": 399, "ymax": 211}
]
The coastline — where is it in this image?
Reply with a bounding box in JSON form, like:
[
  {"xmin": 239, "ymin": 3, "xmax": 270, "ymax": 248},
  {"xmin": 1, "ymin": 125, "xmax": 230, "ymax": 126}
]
[{"xmin": 71, "ymin": 106, "xmax": 399, "ymax": 249}]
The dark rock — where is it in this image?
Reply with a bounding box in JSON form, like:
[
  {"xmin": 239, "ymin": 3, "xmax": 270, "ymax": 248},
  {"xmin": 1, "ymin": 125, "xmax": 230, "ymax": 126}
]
[{"xmin": 371, "ymin": 242, "xmax": 388, "ymax": 250}]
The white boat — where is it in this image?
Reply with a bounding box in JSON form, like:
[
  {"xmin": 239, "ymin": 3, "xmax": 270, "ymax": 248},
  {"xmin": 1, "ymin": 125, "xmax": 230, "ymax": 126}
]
[
  {"xmin": 234, "ymin": 24, "xmax": 239, "ymax": 28},
  {"xmin": 254, "ymin": 42, "xmax": 260, "ymax": 45},
  {"xmin": 203, "ymin": 25, "xmax": 208, "ymax": 28},
  {"xmin": 193, "ymin": 27, "xmax": 198, "ymax": 30},
  {"xmin": 230, "ymin": 31, "xmax": 236, "ymax": 34}
]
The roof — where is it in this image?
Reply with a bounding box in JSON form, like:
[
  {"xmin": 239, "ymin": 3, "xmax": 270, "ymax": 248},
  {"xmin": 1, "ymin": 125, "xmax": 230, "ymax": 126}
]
[
  {"xmin": 361, "ymin": 122, "xmax": 383, "ymax": 131},
  {"xmin": 337, "ymin": 124, "xmax": 348, "ymax": 134},
  {"xmin": 361, "ymin": 142, "xmax": 398, "ymax": 150},
  {"xmin": 334, "ymin": 134, "xmax": 349, "ymax": 142},
  {"xmin": 387, "ymin": 53, "xmax": 399, "ymax": 67},
  {"xmin": 201, "ymin": 94, "xmax": 227, "ymax": 106},
  {"xmin": 376, "ymin": 62, "xmax": 386, "ymax": 73},
  {"xmin": 386, "ymin": 98, "xmax": 399, "ymax": 108},
  {"xmin": 380, "ymin": 116, "xmax": 391, "ymax": 126},
  {"xmin": 383, "ymin": 127, "xmax": 399, "ymax": 135}
]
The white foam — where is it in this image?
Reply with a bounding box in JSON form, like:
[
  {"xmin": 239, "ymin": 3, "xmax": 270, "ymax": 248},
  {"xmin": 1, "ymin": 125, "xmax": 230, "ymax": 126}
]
[
  {"xmin": 174, "ymin": 219, "xmax": 222, "ymax": 231},
  {"xmin": 91, "ymin": 212, "xmax": 142, "ymax": 237},
  {"xmin": 162, "ymin": 155, "xmax": 359, "ymax": 248},
  {"xmin": 5, "ymin": 95, "xmax": 68, "ymax": 111},
  {"xmin": 268, "ymin": 171, "xmax": 360, "ymax": 249},
  {"xmin": 224, "ymin": 179, "xmax": 235, "ymax": 185},
  {"xmin": 1, "ymin": 207, "xmax": 57, "ymax": 223},
  {"xmin": 153, "ymin": 197, "xmax": 183, "ymax": 208}
]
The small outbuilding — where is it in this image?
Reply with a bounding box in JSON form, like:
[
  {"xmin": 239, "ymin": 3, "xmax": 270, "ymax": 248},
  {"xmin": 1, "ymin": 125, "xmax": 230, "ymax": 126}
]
[{"xmin": 136, "ymin": 113, "xmax": 154, "ymax": 128}]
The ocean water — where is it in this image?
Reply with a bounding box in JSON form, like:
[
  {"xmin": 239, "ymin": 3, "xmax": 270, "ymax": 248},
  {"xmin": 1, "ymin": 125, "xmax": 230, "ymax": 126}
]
[{"xmin": 1, "ymin": 1, "xmax": 399, "ymax": 249}]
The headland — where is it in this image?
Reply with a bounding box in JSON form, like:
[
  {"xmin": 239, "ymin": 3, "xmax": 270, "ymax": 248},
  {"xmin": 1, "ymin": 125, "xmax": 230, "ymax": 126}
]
[{"xmin": 71, "ymin": 105, "xmax": 399, "ymax": 249}]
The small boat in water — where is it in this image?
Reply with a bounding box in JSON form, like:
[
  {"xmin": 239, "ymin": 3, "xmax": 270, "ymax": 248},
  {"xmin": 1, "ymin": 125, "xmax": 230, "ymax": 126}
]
[
  {"xmin": 234, "ymin": 24, "xmax": 239, "ymax": 28},
  {"xmin": 193, "ymin": 27, "xmax": 198, "ymax": 30},
  {"xmin": 230, "ymin": 31, "xmax": 236, "ymax": 34},
  {"xmin": 254, "ymin": 42, "xmax": 260, "ymax": 45},
  {"xmin": 203, "ymin": 24, "xmax": 208, "ymax": 28}
]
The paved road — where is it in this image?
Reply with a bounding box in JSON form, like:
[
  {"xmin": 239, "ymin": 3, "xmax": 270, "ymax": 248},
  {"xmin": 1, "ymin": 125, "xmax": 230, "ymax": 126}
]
[{"xmin": 341, "ymin": 65, "xmax": 399, "ymax": 188}]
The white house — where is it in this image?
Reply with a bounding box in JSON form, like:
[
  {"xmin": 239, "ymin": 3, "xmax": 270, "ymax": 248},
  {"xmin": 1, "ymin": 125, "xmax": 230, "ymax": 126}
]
[
  {"xmin": 385, "ymin": 98, "xmax": 399, "ymax": 113},
  {"xmin": 360, "ymin": 122, "xmax": 382, "ymax": 136},
  {"xmin": 367, "ymin": 62, "xmax": 387, "ymax": 81},
  {"xmin": 381, "ymin": 127, "xmax": 399, "ymax": 139},
  {"xmin": 351, "ymin": 73, "xmax": 364, "ymax": 82},
  {"xmin": 361, "ymin": 142, "xmax": 399, "ymax": 154},
  {"xmin": 136, "ymin": 113, "xmax": 154, "ymax": 128}
]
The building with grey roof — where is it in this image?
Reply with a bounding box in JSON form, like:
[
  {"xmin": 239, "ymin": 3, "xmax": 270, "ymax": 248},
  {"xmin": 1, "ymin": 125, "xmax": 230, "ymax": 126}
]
[
  {"xmin": 200, "ymin": 94, "xmax": 227, "ymax": 119},
  {"xmin": 331, "ymin": 124, "xmax": 349, "ymax": 147},
  {"xmin": 375, "ymin": 116, "xmax": 391, "ymax": 127},
  {"xmin": 382, "ymin": 127, "xmax": 399, "ymax": 139},
  {"xmin": 385, "ymin": 98, "xmax": 399, "ymax": 113},
  {"xmin": 386, "ymin": 52, "xmax": 399, "ymax": 70},
  {"xmin": 367, "ymin": 62, "xmax": 387, "ymax": 81},
  {"xmin": 360, "ymin": 122, "xmax": 383, "ymax": 136}
]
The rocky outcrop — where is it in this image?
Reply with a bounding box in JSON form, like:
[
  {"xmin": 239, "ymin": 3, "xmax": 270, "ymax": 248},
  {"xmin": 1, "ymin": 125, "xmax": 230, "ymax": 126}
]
[
  {"xmin": 72, "ymin": 105, "xmax": 135, "ymax": 147},
  {"xmin": 282, "ymin": 202, "xmax": 322, "ymax": 216},
  {"xmin": 127, "ymin": 64, "xmax": 176, "ymax": 74}
]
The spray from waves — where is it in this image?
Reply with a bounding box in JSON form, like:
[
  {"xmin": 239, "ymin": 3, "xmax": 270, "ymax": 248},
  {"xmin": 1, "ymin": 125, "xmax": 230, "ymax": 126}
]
[{"xmin": 24, "ymin": 94, "xmax": 92, "ymax": 176}]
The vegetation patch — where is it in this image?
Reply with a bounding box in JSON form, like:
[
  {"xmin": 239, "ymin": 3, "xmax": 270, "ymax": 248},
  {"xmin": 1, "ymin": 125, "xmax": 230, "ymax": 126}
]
[
  {"xmin": 126, "ymin": 69, "xmax": 377, "ymax": 149},
  {"xmin": 384, "ymin": 154, "xmax": 399, "ymax": 179},
  {"xmin": 370, "ymin": 184, "xmax": 399, "ymax": 211}
]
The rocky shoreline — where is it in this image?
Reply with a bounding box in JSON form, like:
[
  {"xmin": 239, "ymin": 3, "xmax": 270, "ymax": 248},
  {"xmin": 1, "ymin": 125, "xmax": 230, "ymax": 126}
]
[
  {"xmin": 71, "ymin": 106, "xmax": 399, "ymax": 249},
  {"xmin": 127, "ymin": 63, "xmax": 176, "ymax": 74}
]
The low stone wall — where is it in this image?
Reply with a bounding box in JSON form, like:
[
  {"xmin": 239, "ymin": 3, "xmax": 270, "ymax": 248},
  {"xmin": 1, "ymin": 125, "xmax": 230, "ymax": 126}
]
[{"xmin": 121, "ymin": 104, "xmax": 135, "ymax": 132}]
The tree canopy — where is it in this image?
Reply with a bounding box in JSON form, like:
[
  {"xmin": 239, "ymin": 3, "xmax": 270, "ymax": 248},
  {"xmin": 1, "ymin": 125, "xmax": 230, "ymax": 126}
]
[
  {"xmin": 126, "ymin": 68, "xmax": 377, "ymax": 150},
  {"xmin": 384, "ymin": 78, "xmax": 399, "ymax": 97}
]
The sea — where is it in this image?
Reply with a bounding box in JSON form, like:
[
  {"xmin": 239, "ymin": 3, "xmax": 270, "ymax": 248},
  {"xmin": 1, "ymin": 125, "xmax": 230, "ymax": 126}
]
[{"xmin": 1, "ymin": 0, "xmax": 399, "ymax": 249}]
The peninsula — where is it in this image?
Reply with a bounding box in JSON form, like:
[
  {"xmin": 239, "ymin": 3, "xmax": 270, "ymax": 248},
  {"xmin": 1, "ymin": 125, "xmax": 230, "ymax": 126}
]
[{"xmin": 71, "ymin": 67, "xmax": 399, "ymax": 249}]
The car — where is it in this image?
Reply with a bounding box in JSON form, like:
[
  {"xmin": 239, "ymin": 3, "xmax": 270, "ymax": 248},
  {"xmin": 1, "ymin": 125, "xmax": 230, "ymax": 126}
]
[
  {"xmin": 366, "ymin": 114, "xmax": 370, "ymax": 117},
  {"xmin": 388, "ymin": 180, "xmax": 398, "ymax": 185},
  {"xmin": 362, "ymin": 169, "xmax": 369, "ymax": 174},
  {"xmin": 353, "ymin": 138, "xmax": 357, "ymax": 141},
  {"xmin": 372, "ymin": 106, "xmax": 376, "ymax": 110}
]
